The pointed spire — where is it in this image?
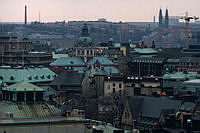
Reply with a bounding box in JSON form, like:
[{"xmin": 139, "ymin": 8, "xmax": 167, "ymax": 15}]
[
  {"xmin": 159, "ymin": 8, "xmax": 163, "ymax": 28},
  {"xmin": 165, "ymin": 8, "xmax": 169, "ymax": 28}
]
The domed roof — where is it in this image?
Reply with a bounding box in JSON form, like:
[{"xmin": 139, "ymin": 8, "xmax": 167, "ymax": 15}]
[
  {"xmin": 78, "ymin": 36, "xmax": 92, "ymax": 44},
  {"xmin": 77, "ymin": 23, "xmax": 93, "ymax": 45}
]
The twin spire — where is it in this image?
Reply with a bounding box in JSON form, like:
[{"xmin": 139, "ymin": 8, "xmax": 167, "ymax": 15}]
[{"xmin": 159, "ymin": 8, "xmax": 169, "ymax": 28}]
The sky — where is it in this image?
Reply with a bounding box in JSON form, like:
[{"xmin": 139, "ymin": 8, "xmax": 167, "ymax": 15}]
[{"xmin": 0, "ymin": 0, "xmax": 199, "ymax": 22}]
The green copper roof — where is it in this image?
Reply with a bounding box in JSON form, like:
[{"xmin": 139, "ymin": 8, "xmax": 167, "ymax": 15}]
[
  {"xmin": 0, "ymin": 102, "xmax": 61, "ymax": 119},
  {"xmin": 104, "ymin": 66, "xmax": 119, "ymax": 74},
  {"xmin": 52, "ymin": 52, "xmax": 68, "ymax": 59},
  {"xmin": 163, "ymin": 72, "xmax": 197, "ymax": 80},
  {"xmin": 0, "ymin": 67, "xmax": 56, "ymax": 83},
  {"xmin": 130, "ymin": 43, "xmax": 136, "ymax": 48},
  {"xmin": 78, "ymin": 37, "xmax": 92, "ymax": 44},
  {"xmin": 113, "ymin": 43, "xmax": 121, "ymax": 48},
  {"xmin": 50, "ymin": 57, "xmax": 85, "ymax": 66},
  {"xmin": 135, "ymin": 48, "xmax": 158, "ymax": 54},
  {"xmin": 3, "ymin": 81, "xmax": 45, "ymax": 92}
]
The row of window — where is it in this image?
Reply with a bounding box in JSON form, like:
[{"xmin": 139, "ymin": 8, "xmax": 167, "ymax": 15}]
[
  {"xmin": 77, "ymin": 49, "xmax": 94, "ymax": 56},
  {"xmin": 0, "ymin": 74, "xmax": 55, "ymax": 80},
  {"xmin": 107, "ymin": 83, "xmax": 122, "ymax": 89}
]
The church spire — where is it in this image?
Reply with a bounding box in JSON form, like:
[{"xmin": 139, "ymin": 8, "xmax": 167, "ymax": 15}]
[
  {"xmin": 159, "ymin": 8, "xmax": 163, "ymax": 28},
  {"xmin": 165, "ymin": 8, "xmax": 169, "ymax": 28}
]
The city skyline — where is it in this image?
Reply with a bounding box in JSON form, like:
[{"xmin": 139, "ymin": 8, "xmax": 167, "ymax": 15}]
[{"xmin": 0, "ymin": 0, "xmax": 200, "ymax": 22}]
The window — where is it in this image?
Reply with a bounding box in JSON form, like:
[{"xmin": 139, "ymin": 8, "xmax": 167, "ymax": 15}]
[
  {"xmin": 119, "ymin": 83, "xmax": 122, "ymax": 88},
  {"xmin": 107, "ymin": 85, "xmax": 110, "ymax": 90},
  {"xmin": 11, "ymin": 45, "xmax": 16, "ymax": 49},
  {"xmin": 113, "ymin": 88, "xmax": 115, "ymax": 93},
  {"xmin": 113, "ymin": 83, "xmax": 115, "ymax": 87}
]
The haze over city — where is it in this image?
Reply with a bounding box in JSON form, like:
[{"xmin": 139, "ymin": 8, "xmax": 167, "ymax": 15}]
[{"xmin": 0, "ymin": 0, "xmax": 200, "ymax": 22}]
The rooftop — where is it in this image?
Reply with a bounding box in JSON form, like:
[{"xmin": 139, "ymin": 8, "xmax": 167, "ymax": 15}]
[
  {"xmin": 3, "ymin": 81, "xmax": 45, "ymax": 92},
  {"xmin": 184, "ymin": 79, "xmax": 200, "ymax": 84},
  {"xmin": 50, "ymin": 57, "xmax": 85, "ymax": 66},
  {"xmin": 0, "ymin": 66, "xmax": 56, "ymax": 83},
  {"xmin": 163, "ymin": 72, "xmax": 197, "ymax": 80},
  {"xmin": 0, "ymin": 102, "xmax": 60, "ymax": 119},
  {"xmin": 87, "ymin": 57, "xmax": 115, "ymax": 65},
  {"xmin": 50, "ymin": 70, "xmax": 84, "ymax": 88},
  {"xmin": 134, "ymin": 48, "xmax": 158, "ymax": 54},
  {"xmin": 128, "ymin": 96, "xmax": 182, "ymax": 119}
]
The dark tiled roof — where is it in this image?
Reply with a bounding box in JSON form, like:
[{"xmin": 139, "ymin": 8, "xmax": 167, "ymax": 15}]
[
  {"xmin": 156, "ymin": 48, "xmax": 186, "ymax": 58},
  {"xmin": 179, "ymin": 102, "xmax": 196, "ymax": 112},
  {"xmin": 87, "ymin": 57, "xmax": 114, "ymax": 65},
  {"xmin": 50, "ymin": 70, "xmax": 84, "ymax": 87},
  {"xmin": 127, "ymin": 96, "xmax": 182, "ymax": 119}
]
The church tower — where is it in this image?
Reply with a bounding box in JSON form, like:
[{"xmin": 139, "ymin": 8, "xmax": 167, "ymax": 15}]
[
  {"xmin": 159, "ymin": 8, "xmax": 163, "ymax": 28},
  {"xmin": 165, "ymin": 8, "xmax": 169, "ymax": 28},
  {"xmin": 81, "ymin": 23, "xmax": 89, "ymax": 37}
]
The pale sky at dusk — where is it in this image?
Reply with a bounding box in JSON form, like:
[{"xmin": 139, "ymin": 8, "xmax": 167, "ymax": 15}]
[{"xmin": 0, "ymin": 0, "xmax": 199, "ymax": 22}]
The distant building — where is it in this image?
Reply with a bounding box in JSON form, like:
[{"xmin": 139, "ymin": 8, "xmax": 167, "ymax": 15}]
[
  {"xmin": 0, "ymin": 36, "xmax": 52, "ymax": 66},
  {"xmin": 162, "ymin": 71, "xmax": 198, "ymax": 95},
  {"xmin": 159, "ymin": 8, "xmax": 169, "ymax": 28},
  {"xmin": 127, "ymin": 57, "xmax": 165, "ymax": 77},
  {"xmin": 97, "ymin": 18, "xmax": 107, "ymax": 22},
  {"xmin": 70, "ymin": 24, "xmax": 100, "ymax": 62}
]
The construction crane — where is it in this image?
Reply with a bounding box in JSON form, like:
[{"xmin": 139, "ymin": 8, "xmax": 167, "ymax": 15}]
[{"xmin": 180, "ymin": 12, "xmax": 199, "ymax": 48}]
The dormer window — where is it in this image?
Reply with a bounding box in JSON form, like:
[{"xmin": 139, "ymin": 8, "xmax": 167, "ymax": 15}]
[
  {"xmin": 41, "ymin": 75, "xmax": 45, "ymax": 79},
  {"xmin": 28, "ymin": 76, "xmax": 32, "ymax": 80},
  {"xmin": 10, "ymin": 76, "xmax": 15, "ymax": 80},
  {"xmin": 47, "ymin": 75, "xmax": 51, "ymax": 79},
  {"xmin": 34, "ymin": 75, "xmax": 38, "ymax": 80}
]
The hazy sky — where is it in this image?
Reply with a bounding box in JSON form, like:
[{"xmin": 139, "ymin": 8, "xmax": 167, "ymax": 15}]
[{"xmin": 0, "ymin": 0, "xmax": 199, "ymax": 22}]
